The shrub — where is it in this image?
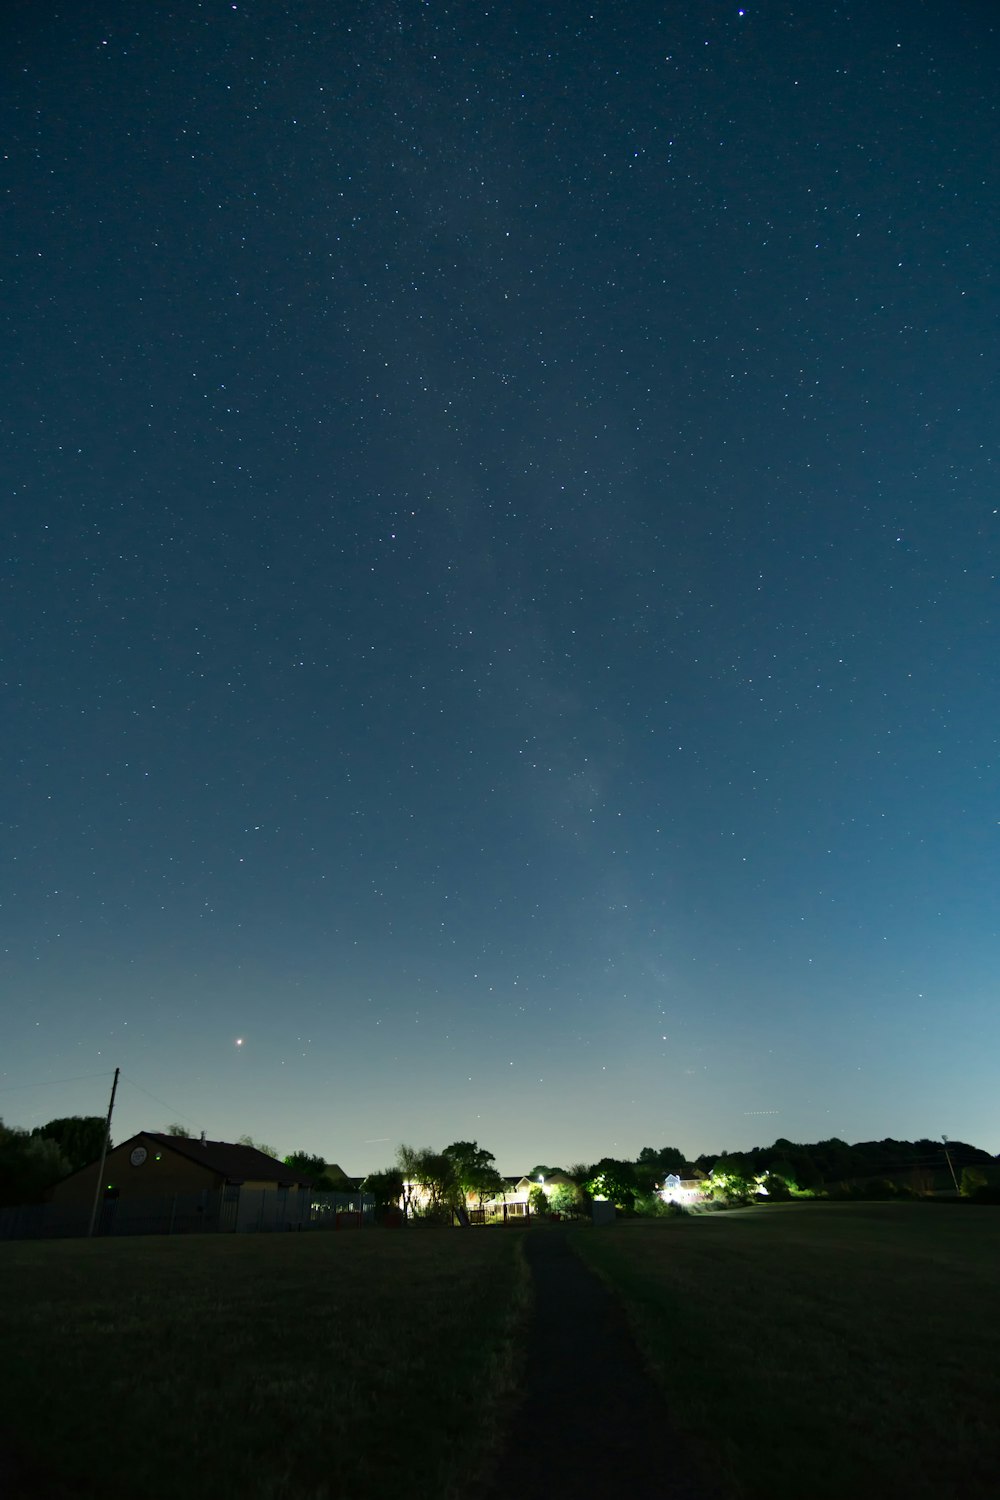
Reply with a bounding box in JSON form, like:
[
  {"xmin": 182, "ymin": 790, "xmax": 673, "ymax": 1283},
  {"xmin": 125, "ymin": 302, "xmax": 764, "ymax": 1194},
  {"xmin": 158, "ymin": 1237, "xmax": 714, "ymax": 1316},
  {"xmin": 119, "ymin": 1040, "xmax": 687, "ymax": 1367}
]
[
  {"xmin": 961, "ymin": 1166, "xmax": 988, "ymax": 1199},
  {"xmin": 528, "ymin": 1185, "xmax": 548, "ymax": 1216},
  {"xmin": 633, "ymin": 1191, "xmax": 670, "ymax": 1218},
  {"xmin": 548, "ymin": 1182, "xmax": 583, "ymax": 1218}
]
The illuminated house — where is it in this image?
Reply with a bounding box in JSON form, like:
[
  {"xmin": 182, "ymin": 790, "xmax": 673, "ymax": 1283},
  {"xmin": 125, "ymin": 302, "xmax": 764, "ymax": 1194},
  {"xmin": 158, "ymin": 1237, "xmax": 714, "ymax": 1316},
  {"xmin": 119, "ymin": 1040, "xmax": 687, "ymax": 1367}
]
[
  {"xmin": 481, "ymin": 1171, "xmax": 579, "ymax": 1217},
  {"xmin": 659, "ymin": 1169, "xmax": 707, "ymax": 1206},
  {"xmin": 49, "ymin": 1132, "xmax": 313, "ymax": 1232},
  {"xmin": 398, "ymin": 1171, "xmax": 577, "ymax": 1219}
]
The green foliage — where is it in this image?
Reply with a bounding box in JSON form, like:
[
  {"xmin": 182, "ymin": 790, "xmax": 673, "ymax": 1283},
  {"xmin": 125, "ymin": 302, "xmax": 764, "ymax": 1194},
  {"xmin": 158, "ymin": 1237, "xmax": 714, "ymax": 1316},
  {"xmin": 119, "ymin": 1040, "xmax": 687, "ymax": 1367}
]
[
  {"xmin": 30, "ymin": 1116, "xmax": 106, "ymax": 1173},
  {"xmin": 961, "ymin": 1166, "xmax": 988, "ymax": 1198},
  {"xmin": 412, "ymin": 1201, "xmax": 454, "ymax": 1225},
  {"xmin": 415, "ymin": 1151, "xmax": 457, "ymax": 1205},
  {"xmin": 528, "ymin": 1184, "xmax": 548, "ymax": 1215},
  {"xmin": 528, "ymin": 1163, "xmax": 563, "ymax": 1180},
  {"xmin": 395, "ymin": 1144, "xmax": 423, "ymax": 1217},
  {"xmin": 395, "ymin": 1144, "xmax": 457, "ymax": 1213},
  {"xmin": 442, "ymin": 1140, "xmax": 503, "ymax": 1205},
  {"xmin": 0, "ymin": 1122, "xmax": 72, "ymax": 1206},
  {"xmin": 766, "ymin": 1157, "xmax": 800, "ymax": 1189},
  {"xmin": 166, "ymin": 1123, "xmax": 191, "ymax": 1138},
  {"xmin": 635, "ymin": 1145, "xmax": 688, "ymax": 1192},
  {"xmin": 706, "ymin": 1159, "xmax": 755, "ymax": 1205},
  {"xmin": 587, "ymin": 1157, "xmax": 638, "ymax": 1210},
  {"xmin": 548, "ymin": 1181, "xmax": 583, "ymax": 1217},
  {"xmin": 284, "ymin": 1151, "xmax": 328, "ymax": 1183},
  {"xmin": 633, "ymin": 1191, "xmax": 674, "ymax": 1218}
]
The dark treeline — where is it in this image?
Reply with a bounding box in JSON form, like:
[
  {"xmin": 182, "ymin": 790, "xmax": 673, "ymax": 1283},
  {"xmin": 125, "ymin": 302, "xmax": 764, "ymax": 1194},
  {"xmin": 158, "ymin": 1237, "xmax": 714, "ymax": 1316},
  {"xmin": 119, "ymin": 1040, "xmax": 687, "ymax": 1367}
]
[
  {"xmin": 0, "ymin": 1116, "xmax": 107, "ymax": 1206},
  {"xmin": 694, "ymin": 1135, "xmax": 996, "ymax": 1198},
  {"xmin": 3, "ymin": 1116, "xmax": 998, "ymax": 1209},
  {"xmin": 519, "ymin": 1136, "xmax": 1000, "ymax": 1209}
]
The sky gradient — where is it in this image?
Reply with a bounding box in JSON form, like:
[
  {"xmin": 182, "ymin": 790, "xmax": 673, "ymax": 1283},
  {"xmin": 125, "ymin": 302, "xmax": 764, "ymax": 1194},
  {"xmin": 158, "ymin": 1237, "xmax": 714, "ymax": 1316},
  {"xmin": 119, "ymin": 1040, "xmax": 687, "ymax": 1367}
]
[{"xmin": 3, "ymin": 1, "xmax": 998, "ymax": 1171}]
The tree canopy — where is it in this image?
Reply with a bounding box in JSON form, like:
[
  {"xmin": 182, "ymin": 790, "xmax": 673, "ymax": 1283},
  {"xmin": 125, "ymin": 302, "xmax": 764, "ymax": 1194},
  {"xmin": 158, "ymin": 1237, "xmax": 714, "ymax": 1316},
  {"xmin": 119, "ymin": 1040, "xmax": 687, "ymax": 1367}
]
[
  {"xmin": 442, "ymin": 1140, "xmax": 505, "ymax": 1204},
  {"xmin": 237, "ymin": 1133, "xmax": 279, "ymax": 1159},
  {"xmin": 0, "ymin": 1120, "xmax": 73, "ymax": 1206},
  {"xmin": 30, "ymin": 1116, "xmax": 106, "ymax": 1173}
]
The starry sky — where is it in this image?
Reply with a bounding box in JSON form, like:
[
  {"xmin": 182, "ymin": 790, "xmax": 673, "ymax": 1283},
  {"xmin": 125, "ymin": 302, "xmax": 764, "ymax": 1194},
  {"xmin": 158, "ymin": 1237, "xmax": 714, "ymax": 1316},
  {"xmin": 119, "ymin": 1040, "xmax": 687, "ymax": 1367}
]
[{"xmin": 3, "ymin": 1, "xmax": 998, "ymax": 1171}]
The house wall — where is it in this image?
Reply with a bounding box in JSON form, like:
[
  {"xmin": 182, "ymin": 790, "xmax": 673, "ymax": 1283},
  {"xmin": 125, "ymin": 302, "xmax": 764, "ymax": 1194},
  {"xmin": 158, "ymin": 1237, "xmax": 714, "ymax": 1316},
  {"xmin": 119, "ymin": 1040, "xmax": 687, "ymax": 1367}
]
[{"xmin": 50, "ymin": 1134, "xmax": 222, "ymax": 1207}]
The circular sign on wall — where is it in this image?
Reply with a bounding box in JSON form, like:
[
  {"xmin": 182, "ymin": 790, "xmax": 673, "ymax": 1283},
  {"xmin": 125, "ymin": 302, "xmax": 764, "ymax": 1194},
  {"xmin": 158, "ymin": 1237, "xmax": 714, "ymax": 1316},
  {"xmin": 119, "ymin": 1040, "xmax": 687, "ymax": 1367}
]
[{"xmin": 130, "ymin": 1146, "xmax": 148, "ymax": 1167}]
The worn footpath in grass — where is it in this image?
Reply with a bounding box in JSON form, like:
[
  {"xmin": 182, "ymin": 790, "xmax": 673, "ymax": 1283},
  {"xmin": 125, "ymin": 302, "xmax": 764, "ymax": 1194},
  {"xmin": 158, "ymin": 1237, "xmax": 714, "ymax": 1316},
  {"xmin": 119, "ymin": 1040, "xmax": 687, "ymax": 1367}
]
[
  {"xmin": 0, "ymin": 1226, "xmax": 529, "ymax": 1500},
  {"xmin": 574, "ymin": 1202, "xmax": 1000, "ymax": 1500}
]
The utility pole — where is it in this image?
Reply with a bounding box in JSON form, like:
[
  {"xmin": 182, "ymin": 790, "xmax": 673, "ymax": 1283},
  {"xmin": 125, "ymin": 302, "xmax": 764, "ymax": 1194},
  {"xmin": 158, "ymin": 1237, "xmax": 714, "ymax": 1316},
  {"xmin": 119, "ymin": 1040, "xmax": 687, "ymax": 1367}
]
[
  {"xmin": 87, "ymin": 1067, "xmax": 120, "ymax": 1238},
  {"xmin": 942, "ymin": 1135, "xmax": 960, "ymax": 1196}
]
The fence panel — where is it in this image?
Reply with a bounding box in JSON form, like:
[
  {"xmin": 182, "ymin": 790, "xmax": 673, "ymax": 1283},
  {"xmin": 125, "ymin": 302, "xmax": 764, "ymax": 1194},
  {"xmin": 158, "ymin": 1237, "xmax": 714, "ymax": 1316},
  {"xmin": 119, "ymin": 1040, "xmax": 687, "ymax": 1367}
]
[
  {"xmin": 309, "ymin": 1191, "xmax": 376, "ymax": 1226},
  {"xmin": 0, "ymin": 1186, "xmax": 313, "ymax": 1240}
]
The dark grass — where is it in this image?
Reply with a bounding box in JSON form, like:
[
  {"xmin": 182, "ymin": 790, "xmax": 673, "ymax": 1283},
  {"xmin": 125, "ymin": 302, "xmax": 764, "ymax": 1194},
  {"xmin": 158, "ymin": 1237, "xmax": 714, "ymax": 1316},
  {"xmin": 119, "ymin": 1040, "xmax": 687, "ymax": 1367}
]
[
  {"xmin": 574, "ymin": 1202, "xmax": 1000, "ymax": 1499},
  {"xmin": 0, "ymin": 1226, "xmax": 529, "ymax": 1500}
]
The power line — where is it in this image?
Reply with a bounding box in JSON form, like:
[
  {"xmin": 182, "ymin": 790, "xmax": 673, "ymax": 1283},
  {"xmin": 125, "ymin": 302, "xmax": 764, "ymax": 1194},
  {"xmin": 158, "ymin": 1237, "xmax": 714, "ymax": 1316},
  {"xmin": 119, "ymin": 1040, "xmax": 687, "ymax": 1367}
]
[
  {"xmin": 118, "ymin": 1073, "xmax": 202, "ymax": 1128},
  {"xmin": 0, "ymin": 1070, "xmax": 116, "ymax": 1095}
]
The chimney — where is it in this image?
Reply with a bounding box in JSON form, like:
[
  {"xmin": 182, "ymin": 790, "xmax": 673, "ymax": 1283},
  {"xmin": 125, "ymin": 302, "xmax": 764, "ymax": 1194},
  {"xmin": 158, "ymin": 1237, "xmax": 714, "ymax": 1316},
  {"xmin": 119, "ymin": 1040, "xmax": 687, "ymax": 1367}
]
[{"xmin": 200, "ymin": 1130, "xmax": 207, "ymax": 1146}]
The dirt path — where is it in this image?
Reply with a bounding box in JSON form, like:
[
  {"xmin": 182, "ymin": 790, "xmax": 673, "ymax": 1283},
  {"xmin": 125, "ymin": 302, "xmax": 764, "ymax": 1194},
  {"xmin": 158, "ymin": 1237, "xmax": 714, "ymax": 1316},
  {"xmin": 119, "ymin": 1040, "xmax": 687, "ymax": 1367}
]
[{"xmin": 487, "ymin": 1225, "xmax": 711, "ymax": 1498}]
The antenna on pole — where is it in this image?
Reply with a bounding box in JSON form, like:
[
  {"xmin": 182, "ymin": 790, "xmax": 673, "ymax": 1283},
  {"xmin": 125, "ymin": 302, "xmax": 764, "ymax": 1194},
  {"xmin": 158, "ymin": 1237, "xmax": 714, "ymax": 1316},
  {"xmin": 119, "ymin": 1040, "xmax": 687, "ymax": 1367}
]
[{"xmin": 87, "ymin": 1067, "xmax": 120, "ymax": 1238}]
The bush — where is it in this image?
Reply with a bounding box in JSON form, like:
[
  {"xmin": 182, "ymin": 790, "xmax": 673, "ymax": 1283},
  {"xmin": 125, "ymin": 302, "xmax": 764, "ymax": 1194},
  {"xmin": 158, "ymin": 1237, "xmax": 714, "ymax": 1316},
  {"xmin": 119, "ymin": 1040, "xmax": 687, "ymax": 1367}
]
[
  {"xmin": 633, "ymin": 1192, "xmax": 669, "ymax": 1218},
  {"xmin": 411, "ymin": 1202, "xmax": 453, "ymax": 1225},
  {"xmin": 528, "ymin": 1185, "xmax": 548, "ymax": 1217},
  {"xmin": 548, "ymin": 1182, "xmax": 583, "ymax": 1218},
  {"xmin": 961, "ymin": 1166, "xmax": 988, "ymax": 1198}
]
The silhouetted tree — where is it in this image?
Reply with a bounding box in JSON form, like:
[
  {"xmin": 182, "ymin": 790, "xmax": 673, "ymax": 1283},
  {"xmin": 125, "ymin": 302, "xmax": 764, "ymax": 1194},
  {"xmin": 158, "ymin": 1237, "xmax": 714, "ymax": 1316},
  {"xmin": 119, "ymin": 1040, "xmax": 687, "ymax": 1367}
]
[
  {"xmin": 31, "ymin": 1116, "xmax": 106, "ymax": 1173},
  {"xmin": 587, "ymin": 1158, "xmax": 637, "ymax": 1210},
  {"xmin": 363, "ymin": 1168, "xmax": 405, "ymax": 1210},
  {"xmin": 0, "ymin": 1121, "xmax": 72, "ymax": 1205},
  {"xmin": 237, "ymin": 1133, "xmax": 279, "ymax": 1158}
]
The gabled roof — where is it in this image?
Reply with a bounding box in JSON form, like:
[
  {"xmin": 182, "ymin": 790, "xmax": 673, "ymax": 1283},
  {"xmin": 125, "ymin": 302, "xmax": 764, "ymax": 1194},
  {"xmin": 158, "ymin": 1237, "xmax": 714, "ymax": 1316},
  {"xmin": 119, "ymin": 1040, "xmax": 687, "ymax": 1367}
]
[{"xmin": 142, "ymin": 1133, "xmax": 312, "ymax": 1187}]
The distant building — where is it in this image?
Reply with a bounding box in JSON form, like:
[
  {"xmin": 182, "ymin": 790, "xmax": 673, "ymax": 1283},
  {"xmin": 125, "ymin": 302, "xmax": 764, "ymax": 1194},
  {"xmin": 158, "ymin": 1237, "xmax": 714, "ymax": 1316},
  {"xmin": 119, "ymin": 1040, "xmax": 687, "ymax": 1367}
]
[
  {"xmin": 660, "ymin": 1168, "xmax": 706, "ymax": 1206},
  {"xmin": 481, "ymin": 1170, "xmax": 579, "ymax": 1217},
  {"xmin": 49, "ymin": 1131, "xmax": 314, "ymax": 1232}
]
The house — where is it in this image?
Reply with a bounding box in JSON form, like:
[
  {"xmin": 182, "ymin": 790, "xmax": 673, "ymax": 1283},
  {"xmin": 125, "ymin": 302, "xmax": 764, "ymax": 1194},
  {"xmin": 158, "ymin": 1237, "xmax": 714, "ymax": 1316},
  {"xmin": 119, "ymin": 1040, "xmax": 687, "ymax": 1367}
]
[
  {"xmin": 659, "ymin": 1168, "xmax": 707, "ymax": 1206},
  {"xmin": 48, "ymin": 1131, "xmax": 314, "ymax": 1233},
  {"xmin": 481, "ymin": 1170, "xmax": 579, "ymax": 1218}
]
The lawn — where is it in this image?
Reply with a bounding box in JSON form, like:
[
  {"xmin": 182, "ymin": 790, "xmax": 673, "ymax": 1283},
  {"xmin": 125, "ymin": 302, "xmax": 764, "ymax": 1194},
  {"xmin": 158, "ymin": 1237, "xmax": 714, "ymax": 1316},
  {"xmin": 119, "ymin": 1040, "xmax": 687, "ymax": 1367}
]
[
  {"xmin": 0, "ymin": 1226, "xmax": 528, "ymax": 1500},
  {"xmin": 574, "ymin": 1202, "xmax": 1000, "ymax": 1500}
]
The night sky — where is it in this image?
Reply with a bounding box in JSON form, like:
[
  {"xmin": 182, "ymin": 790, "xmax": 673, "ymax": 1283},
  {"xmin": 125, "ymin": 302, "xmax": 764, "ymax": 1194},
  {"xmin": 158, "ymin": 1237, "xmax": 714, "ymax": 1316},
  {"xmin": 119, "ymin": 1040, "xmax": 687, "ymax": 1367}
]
[{"xmin": 3, "ymin": 2, "xmax": 998, "ymax": 1171}]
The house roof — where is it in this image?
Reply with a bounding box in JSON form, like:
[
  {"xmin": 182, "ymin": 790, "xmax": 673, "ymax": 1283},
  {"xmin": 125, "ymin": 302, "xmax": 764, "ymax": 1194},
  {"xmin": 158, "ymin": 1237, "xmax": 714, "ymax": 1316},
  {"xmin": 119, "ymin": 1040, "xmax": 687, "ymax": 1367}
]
[{"xmin": 141, "ymin": 1134, "xmax": 312, "ymax": 1187}]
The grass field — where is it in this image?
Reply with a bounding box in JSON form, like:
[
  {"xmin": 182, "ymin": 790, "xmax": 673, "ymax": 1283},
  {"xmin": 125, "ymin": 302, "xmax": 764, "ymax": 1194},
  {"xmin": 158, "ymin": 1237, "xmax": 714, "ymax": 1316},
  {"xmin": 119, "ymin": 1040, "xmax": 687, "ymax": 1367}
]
[
  {"xmin": 0, "ymin": 1227, "xmax": 528, "ymax": 1500},
  {"xmin": 575, "ymin": 1202, "xmax": 1000, "ymax": 1499}
]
